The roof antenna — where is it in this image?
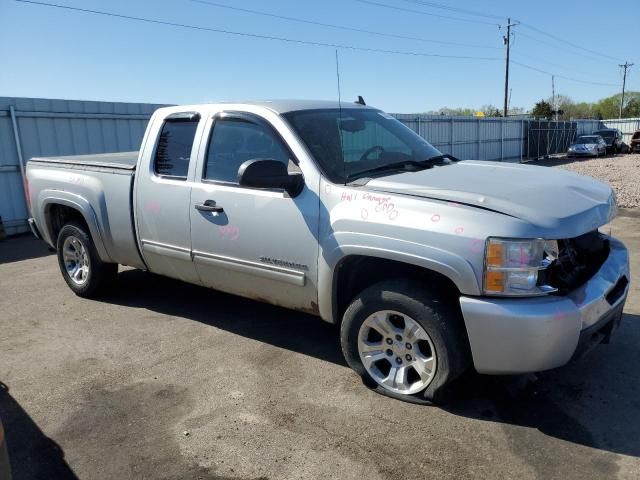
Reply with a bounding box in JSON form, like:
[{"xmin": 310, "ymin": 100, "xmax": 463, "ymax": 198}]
[
  {"xmin": 335, "ymin": 49, "xmax": 346, "ymax": 184},
  {"xmin": 355, "ymin": 95, "xmax": 366, "ymax": 105}
]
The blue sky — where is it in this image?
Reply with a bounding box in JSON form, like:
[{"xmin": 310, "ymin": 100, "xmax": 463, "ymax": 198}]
[{"xmin": 0, "ymin": 0, "xmax": 637, "ymax": 113}]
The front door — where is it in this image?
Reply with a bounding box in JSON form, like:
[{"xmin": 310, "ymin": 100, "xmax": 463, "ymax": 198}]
[{"xmin": 190, "ymin": 111, "xmax": 320, "ymax": 313}]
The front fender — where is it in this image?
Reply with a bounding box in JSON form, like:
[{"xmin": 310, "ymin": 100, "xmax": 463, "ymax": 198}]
[
  {"xmin": 38, "ymin": 190, "xmax": 112, "ymax": 263},
  {"xmin": 317, "ymin": 231, "xmax": 481, "ymax": 323}
]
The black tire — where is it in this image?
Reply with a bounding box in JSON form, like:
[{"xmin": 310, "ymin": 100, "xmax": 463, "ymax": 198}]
[
  {"xmin": 340, "ymin": 279, "xmax": 471, "ymax": 404},
  {"xmin": 56, "ymin": 222, "xmax": 117, "ymax": 298}
]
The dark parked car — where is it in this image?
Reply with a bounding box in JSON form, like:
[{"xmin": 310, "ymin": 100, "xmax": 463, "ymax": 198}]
[
  {"xmin": 631, "ymin": 129, "xmax": 640, "ymax": 153},
  {"xmin": 567, "ymin": 135, "xmax": 607, "ymax": 157},
  {"xmin": 593, "ymin": 128, "xmax": 624, "ymax": 153}
]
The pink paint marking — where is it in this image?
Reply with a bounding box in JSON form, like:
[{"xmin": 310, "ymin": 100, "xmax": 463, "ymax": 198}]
[
  {"xmin": 219, "ymin": 225, "xmax": 240, "ymax": 241},
  {"xmin": 341, "ymin": 191, "xmax": 357, "ymax": 202},
  {"xmin": 146, "ymin": 200, "xmax": 161, "ymax": 214},
  {"xmin": 470, "ymin": 239, "xmax": 483, "ymax": 254},
  {"xmin": 454, "ymin": 227, "xmax": 464, "ymax": 235},
  {"xmin": 361, "ymin": 208, "xmax": 369, "ymax": 220},
  {"xmin": 431, "ymin": 214, "xmax": 441, "ymax": 223}
]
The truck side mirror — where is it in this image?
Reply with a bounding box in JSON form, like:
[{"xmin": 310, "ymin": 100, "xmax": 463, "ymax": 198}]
[{"xmin": 237, "ymin": 159, "xmax": 304, "ymax": 197}]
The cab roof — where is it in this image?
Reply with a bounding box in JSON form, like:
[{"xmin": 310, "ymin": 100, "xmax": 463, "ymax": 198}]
[{"xmin": 221, "ymin": 99, "xmax": 375, "ymax": 113}]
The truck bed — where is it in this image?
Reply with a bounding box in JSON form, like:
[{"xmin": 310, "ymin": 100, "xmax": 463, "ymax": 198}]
[
  {"xmin": 29, "ymin": 151, "xmax": 138, "ymax": 170},
  {"xmin": 27, "ymin": 151, "xmax": 145, "ymax": 270}
]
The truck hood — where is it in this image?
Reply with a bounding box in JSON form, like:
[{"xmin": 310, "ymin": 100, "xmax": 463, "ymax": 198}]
[{"xmin": 365, "ymin": 160, "xmax": 616, "ymax": 232}]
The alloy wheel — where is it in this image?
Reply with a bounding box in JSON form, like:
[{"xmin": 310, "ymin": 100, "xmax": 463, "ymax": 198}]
[
  {"xmin": 62, "ymin": 235, "xmax": 90, "ymax": 286},
  {"xmin": 358, "ymin": 310, "xmax": 437, "ymax": 395}
]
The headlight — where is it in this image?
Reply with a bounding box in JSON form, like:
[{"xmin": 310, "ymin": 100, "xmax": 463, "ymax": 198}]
[{"xmin": 483, "ymin": 238, "xmax": 558, "ymax": 296}]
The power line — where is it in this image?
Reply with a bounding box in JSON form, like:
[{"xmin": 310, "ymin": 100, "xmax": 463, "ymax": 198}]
[
  {"xmin": 352, "ymin": 0, "xmax": 499, "ymax": 26},
  {"xmin": 398, "ymin": 0, "xmax": 503, "ymax": 21},
  {"xmin": 361, "ymin": 0, "xmax": 625, "ymax": 66},
  {"xmin": 14, "ymin": 0, "xmax": 501, "ymax": 61},
  {"xmin": 188, "ymin": 0, "xmax": 499, "ymax": 49},
  {"xmin": 14, "ymin": 1, "xmax": 624, "ymax": 92},
  {"xmin": 518, "ymin": 30, "xmax": 611, "ymax": 65},
  {"xmin": 518, "ymin": 22, "xmax": 621, "ymax": 63},
  {"xmin": 511, "ymin": 60, "xmax": 619, "ymax": 87},
  {"xmin": 515, "ymin": 31, "xmax": 615, "ymax": 64}
]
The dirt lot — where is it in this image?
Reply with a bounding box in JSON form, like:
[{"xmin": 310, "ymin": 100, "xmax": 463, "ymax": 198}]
[
  {"xmin": 536, "ymin": 153, "xmax": 640, "ymax": 209},
  {"xmin": 1, "ymin": 216, "xmax": 639, "ymax": 480}
]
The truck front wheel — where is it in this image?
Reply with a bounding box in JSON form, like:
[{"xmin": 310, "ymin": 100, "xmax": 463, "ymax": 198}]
[
  {"xmin": 56, "ymin": 222, "xmax": 117, "ymax": 298},
  {"xmin": 340, "ymin": 279, "xmax": 471, "ymax": 404}
]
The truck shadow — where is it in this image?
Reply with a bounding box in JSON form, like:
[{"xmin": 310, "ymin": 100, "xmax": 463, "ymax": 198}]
[
  {"xmin": 0, "ymin": 235, "xmax": 53, "ymax": 264},
  {"xmin": 101, "ymin": 271, "xmax": 640, "ymax": 459},
  {"xmin": 0, "ymin": 382, "xmax": 78, "ymax": 480},
  {"xmin": 444, "ymin": 312, "xmax": 640, "ymax": 459},
  {"xmin": 102, "ymin": 269, "xmax": 347, "ymax": 367}
]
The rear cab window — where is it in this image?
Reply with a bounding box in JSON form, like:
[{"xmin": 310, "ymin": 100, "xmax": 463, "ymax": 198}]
[{"xmin": 154, "ymin": 112, "xmax": 200, "ymax": 179}]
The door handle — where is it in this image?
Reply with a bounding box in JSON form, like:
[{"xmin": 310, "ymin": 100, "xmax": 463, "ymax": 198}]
[{"xmin": 195, "ymin": 200, "xmax": 224, "ymax": 213}]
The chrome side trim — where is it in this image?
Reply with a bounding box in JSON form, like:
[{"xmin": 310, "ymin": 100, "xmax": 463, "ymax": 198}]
[
  {"xmin": 193, "ymin": 250, "xmax": 305, "ymax": 286},
  {"xmin": 141, "ymin": 239, "xmax": 191, "ymax": 262}
]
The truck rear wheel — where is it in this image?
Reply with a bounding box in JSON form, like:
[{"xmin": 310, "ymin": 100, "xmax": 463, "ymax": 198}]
[
  {"xmin": 340, "ymin": 279, "xmax": 471, "ymax": 404},
  {"xmin": 56, "ymin": 222, "xmax": 117, "ymax": 298}
]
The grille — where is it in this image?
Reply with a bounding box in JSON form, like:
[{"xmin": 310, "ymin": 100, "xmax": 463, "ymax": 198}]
[{"xmin": 539, "ymin": 230, "xmax": 610, "ymax": 295}]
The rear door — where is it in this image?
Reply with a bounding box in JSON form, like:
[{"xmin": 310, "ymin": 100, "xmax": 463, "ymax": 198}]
[
  {"xmin": 135, "ymin": 111, "xmax": 204, "ymax": 284},
  {"xmin": 189, "ymin": 111, "xmax": 320, "ymax": 313}
]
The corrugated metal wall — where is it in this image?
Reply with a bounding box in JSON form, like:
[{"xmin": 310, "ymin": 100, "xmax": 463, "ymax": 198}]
[
  {"xmin": 0, "ymin": 97, "xmax": 166, "ymax": 236},
  {"xmin": 602, "ymin": 118, "xmax": 640, "ymax": 144},
  {"xmin": 393, "ymin": 114, "xmax": 526, "ymax": 162}
]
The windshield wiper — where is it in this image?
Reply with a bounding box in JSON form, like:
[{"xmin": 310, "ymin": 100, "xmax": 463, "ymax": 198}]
[
  {"xmin": 423, "ymin": 153, "xmax": 460, "ymax": 163},
  {"xmin": 348, "ymin": 160, "xmax": 433, "ymax": 181}
]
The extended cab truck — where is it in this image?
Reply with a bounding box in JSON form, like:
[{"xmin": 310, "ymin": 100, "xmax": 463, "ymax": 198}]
[{"xmin": 26, "ymin": 100, "xmax": 630, "ymax": 404}]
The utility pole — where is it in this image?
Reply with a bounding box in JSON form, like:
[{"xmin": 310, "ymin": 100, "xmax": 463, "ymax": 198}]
[
  {"xmin": 552, "ymin": 75, "xmax": 557, "ymax": 121},
  {"xmin": 501, "ymin": 18, "xmax": 518, "ymax": 117},
  {"xmin": 619, "ymin": 61, "xmax": 634, "ymax": 119}
]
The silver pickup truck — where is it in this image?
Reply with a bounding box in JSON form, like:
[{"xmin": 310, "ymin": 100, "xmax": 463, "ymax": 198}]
[{"xmin": 26, "ymin": 100, "xmax": 630, "ymax": 403}]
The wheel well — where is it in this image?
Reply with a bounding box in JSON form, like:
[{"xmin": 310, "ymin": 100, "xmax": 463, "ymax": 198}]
[
  {"xmin": 333, "ymin": 256, "xmax": 460, "ymax": 324},
  {"xmin": 46, "ymin": 204, "xmax": 90, "ymax": 246}
]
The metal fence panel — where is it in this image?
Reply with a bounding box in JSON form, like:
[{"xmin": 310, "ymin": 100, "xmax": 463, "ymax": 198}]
[
  {"xmin": 0, "ymin": 97, "xmax": 166, "ymax": 236},
  {"xmin": 575, "ymin": 118, "xmax": 640, "ymax": 145},
  {"xmin": 602, "ymin": 118, "xmax": 640, "ymax": 144},
  {"xmin": 392, "ymin": 115, "xmax": 525, "ymax": 163}
]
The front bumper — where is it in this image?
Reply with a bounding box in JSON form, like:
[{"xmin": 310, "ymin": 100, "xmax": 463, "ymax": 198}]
[
  {"xmin": 459, "ymin": 237, "xmax": 630, "ymax": 374},
  {"xmin": 568, "ymin": 150, "xmax": 598, "ymax": 157}
]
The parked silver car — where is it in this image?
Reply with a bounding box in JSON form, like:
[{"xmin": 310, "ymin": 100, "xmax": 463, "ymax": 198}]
[{"xmin": 567, "ymin": 135, "xmax": 607, "ymax": 157}]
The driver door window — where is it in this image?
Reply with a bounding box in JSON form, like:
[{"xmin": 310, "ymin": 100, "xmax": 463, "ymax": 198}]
[{"xmin": 204, "ymin": 119, "xmax": 291, "ymax": 183}]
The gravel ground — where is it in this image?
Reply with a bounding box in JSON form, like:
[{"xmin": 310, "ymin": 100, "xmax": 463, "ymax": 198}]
[{"xmin": 536, "ymin": 153, "xmax": 640, "ymax": 209}]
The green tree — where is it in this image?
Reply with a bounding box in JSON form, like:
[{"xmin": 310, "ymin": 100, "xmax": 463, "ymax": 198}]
[
  {"xmin": 532, "ymin": 100, "xmax": 553, "ymax": 119},
  {"xmin": 622, "ymin": 97, "xmax": 640, "ymax": 117}
]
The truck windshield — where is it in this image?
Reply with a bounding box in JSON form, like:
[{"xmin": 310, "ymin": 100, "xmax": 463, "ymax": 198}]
[{"xmin": 283, "ymin": 108, "xmax": 442, "ymax": 183}]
